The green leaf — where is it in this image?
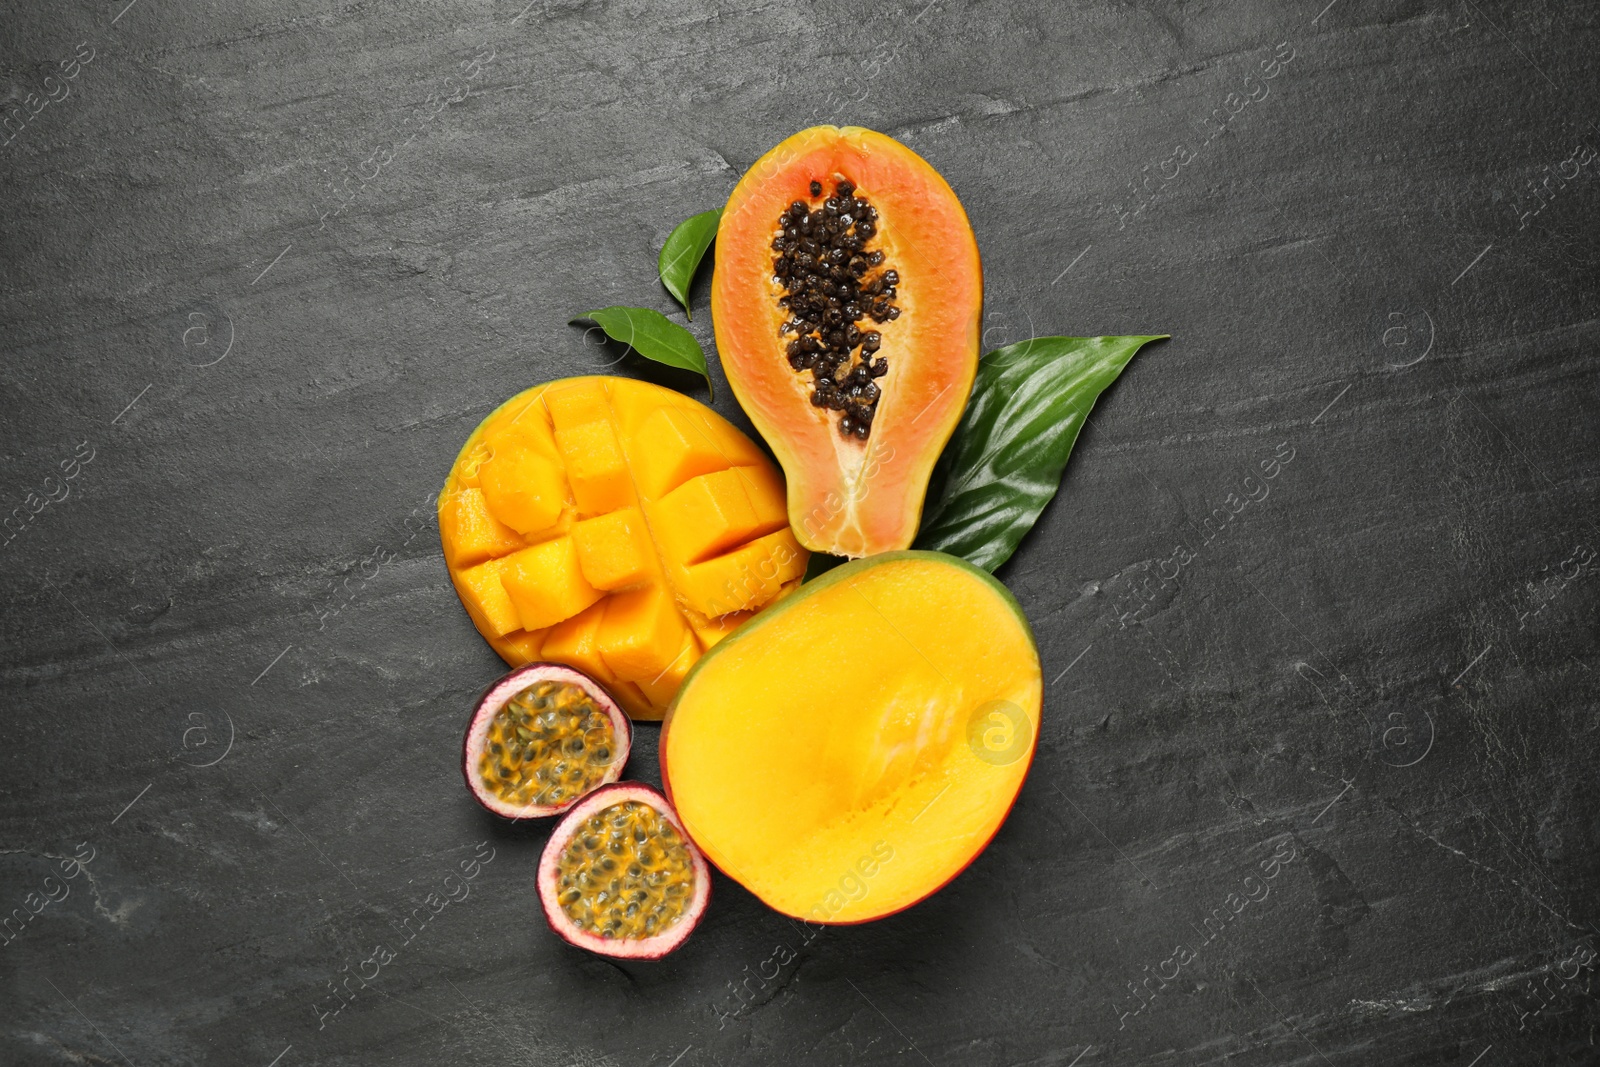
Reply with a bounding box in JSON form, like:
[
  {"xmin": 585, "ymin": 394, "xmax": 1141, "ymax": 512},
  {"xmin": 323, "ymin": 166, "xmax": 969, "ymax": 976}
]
[
  {"xmin": 571, "ymin": 306, "xmax": 713, "ymax": 399},
  {"xmin": 802, "ymin": 552, "xmax": 847, "ymax": 583},
  {"xmin": 657, "ymin": 208, "xmax": 722, "ymax": 320},
  {"xmin": 913, "ymin": 335, "xmax": 1166, "ymax": 572}
]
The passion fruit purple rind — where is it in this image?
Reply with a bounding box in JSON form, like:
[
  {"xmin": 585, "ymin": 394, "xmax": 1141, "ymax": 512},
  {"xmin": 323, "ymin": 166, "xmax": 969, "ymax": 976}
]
[
  {"xmin": 462, "ymin": 663, "xmax": 631, "ymax": 819},
  {"xmin": 537, "ymin": 782, "xmax": 711, "ymax": 959}
]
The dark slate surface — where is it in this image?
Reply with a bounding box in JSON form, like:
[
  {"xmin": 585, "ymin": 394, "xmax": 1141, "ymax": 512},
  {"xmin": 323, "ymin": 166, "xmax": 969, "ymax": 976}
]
[{"xmin": 3, "ymin": 0, "xmax": 1598, "ymax": 1063}]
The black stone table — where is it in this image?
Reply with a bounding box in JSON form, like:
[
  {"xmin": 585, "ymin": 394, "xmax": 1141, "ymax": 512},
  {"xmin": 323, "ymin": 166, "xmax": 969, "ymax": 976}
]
[{"xmin": 3, "ymin": 1, "xmax": 1597, "ymax": 1063}]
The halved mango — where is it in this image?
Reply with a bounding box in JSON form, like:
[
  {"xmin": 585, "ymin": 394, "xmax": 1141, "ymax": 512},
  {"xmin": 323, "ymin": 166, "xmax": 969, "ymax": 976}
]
[
  {"xmin": 662, "ymin": 552, "xmax": 1041, "ymax": 923},
  {"xmin": 439, "ymin": 377, "xmax": 809, "ymax": 719}
]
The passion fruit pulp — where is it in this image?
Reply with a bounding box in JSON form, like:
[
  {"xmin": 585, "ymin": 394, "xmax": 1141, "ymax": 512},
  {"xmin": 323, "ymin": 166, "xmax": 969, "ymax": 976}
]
[
  {"xmin": 462, "ymin": 663, "xmax": 631, "ymax": 819},
  {"xmin": 537, "ymin": 783, "xmax": 710, "ymax": 959}
]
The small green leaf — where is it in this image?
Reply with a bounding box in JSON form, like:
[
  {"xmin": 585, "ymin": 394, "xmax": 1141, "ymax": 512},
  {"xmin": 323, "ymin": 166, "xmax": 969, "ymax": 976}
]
[
  {"xmin": 571, "ymin": 306, "xmax": 713, "ymax": 399},
  {"xmin": 657, "ymin": 208, "xmax": 722, "ymax": 320},
  {"xmin": 914, "ymin": 335, "xmax": 1166, "ymax": 572}
]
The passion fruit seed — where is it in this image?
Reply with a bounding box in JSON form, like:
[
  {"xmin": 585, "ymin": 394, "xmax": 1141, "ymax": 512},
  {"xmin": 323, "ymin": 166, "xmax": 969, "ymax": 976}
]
[
  {"xmin": 476, "ymin": 680, "xmax": 616, "ymax": 809},
  {"xmin": 773, "ymin": 177, "xmax": 898, "ymax": 441},
  {"xmin": 556, "ymin": 800, "xmax": 696, "ymax": 939}
]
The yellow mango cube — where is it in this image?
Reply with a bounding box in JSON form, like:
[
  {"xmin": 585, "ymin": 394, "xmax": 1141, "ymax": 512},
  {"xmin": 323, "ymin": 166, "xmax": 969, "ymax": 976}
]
[
  {"xmin": 543, "ymin": 379, "xmax": 611, "ymax": 431},
  {"xmin": 555, "ymin": 420, "xmax": 632, "ymax": 515},
  {"xmin": 439, "ymin": 487, "xmax": 525, "ymax": 569},
  {"xmin": 540, "ymin": 601, "xmax": 616, "ymax": 686},
  {"xmin": 680, "ymin": 529, "xmax": 806, "ymax": 616},
  {"xmin": 636, "ymin": 629, "xmax": 700, "ymax": 707},
  {"xmin": 572, "ymin": 508, "xmax": 653, "ymax": 591},
  {"xmin": 728, "ymin": 464, "xmax": 788, "ymax": 527},
  {"xmin": 479, "ymin": 449, "xmax": 567, "ymax": 535},
  {"xmin": 685, "ymin": 608, "xmax": 754, "ymax": 650},
  {"xmin": 627, "ymin": 407, "xmax": 755, "ymax": 499},
  {"xmin": 499, "ymin": 537, "xmax": 602, "ymax": 631},
  {"xmin": 486, "ymin": 397, "xmax": 560, "ymax": 455},
  {"xmin": 598, "ymin": 585, "xmax": 690, "ymax": 683},
  {"xmin": 649, "ymin": 469, "xmax": 786, "ymax": 566},
  {"xmin": 453, "ymin": 557, "xmax": 521, "ymax": 637},
  {"xmin": 496, "ymin": 628, "xmax": 547, "ymax": 664}
]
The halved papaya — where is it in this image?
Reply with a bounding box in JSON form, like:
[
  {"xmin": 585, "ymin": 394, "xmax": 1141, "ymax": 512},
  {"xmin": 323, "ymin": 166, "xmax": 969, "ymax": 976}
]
[
  {"xmin": 661, "ymin": 551, "xmax": 1040, "ymax": 923},
  {"xmin": 712, "ymin": 127, "xmax": 982, "ymax": 558},
  {"xmin": 439, "ymin": 377, "xmax": 808, "ymax": 720}
]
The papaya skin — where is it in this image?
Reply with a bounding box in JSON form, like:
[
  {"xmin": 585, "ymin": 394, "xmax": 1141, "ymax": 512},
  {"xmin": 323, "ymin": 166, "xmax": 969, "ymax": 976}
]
[
  {"xmin": 713, "ymin": 127, "xmax": 982, "ymax": 558},
  {"xmin": 661, "ymin": 551, "xmax": 1040, "ymax": 924}
]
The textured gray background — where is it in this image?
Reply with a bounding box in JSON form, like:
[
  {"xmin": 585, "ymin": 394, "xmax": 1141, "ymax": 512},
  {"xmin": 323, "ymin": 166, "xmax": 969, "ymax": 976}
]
[{"xmin": 3, "ymin": 0, "xmax": 1598, "ymax": 1064}]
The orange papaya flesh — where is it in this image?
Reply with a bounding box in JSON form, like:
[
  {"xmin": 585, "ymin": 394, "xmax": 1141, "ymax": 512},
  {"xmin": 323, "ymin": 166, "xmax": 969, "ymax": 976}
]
[
  {"xmin": 712, "ymin": 126, "xmax": 982, "ymax": 558},
  {"xmin": 439, "ymin": 377, "xmax": 808, "ymax": 720}
]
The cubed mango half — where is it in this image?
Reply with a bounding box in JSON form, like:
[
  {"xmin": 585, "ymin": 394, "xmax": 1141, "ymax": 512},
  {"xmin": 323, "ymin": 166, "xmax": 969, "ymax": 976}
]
[{"xmin": 439, "ymin": 377, "xmax": 808, "ymax": 719}]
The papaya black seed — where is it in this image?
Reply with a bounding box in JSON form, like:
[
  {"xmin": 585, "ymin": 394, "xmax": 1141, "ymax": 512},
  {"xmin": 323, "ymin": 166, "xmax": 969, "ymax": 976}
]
[{"xmin": 771, "ymin": 178, "xmax": 897, "ymax": 439}]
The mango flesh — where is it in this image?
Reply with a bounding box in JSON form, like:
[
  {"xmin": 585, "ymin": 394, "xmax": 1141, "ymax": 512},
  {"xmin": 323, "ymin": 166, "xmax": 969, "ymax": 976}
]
[
  {"xmin": 440, "ymin": 377, "xmax": 809, "ymax": 719},
  {"xmin": 662, "ymin": 552, "xmax": 1041, "ymax": 922}
]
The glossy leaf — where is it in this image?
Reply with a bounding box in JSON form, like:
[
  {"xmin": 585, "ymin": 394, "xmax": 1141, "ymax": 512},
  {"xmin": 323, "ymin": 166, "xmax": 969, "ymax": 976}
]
[
  {"xmin": 913, "ymin": 335, "xmax": 1166, "ymax": 572},
  {"xmin": 802, "ymin": 552, "xmax": 847, "ymax": 583},
  {"xmin": 571, "ymin": 307, "xmax": 713, "ymax": 399},
  {"xmin": 658, "ymin": 208, "xmax": 722, "ymax": 319}
]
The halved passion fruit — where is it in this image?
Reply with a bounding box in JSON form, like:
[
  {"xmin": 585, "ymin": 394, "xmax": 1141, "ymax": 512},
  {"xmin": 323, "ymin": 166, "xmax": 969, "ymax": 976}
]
[
  {"xmin": 712, "ymin": 126, "xmax": 982, "ymax": 557},
  {"xmin": 537, "ymin": 783, "xmax": 710, "ymax": 959},
  {"xmin": 462, "ymin": 663, "xmax": 631, "ymax": 819}
]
